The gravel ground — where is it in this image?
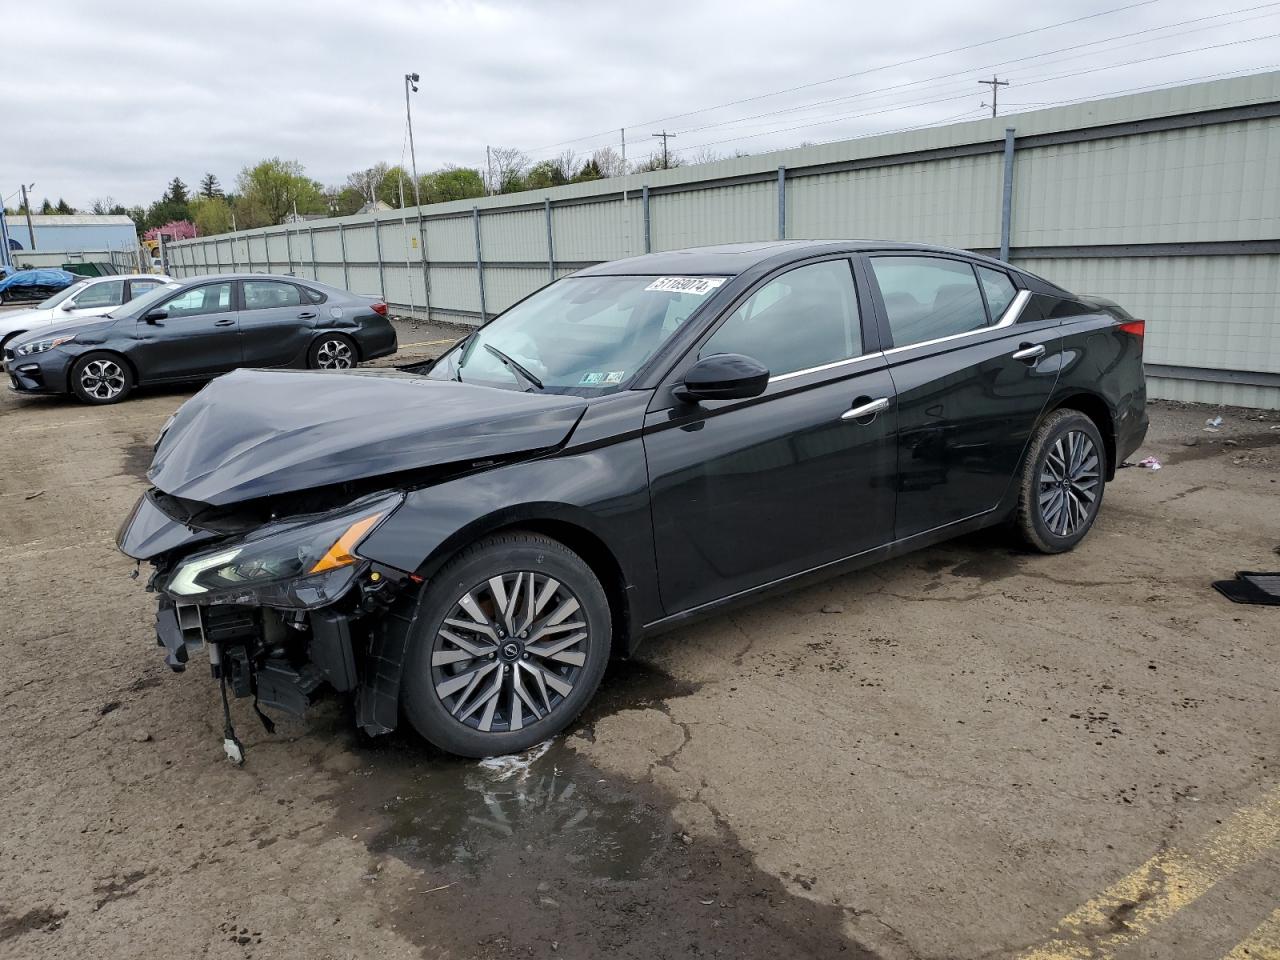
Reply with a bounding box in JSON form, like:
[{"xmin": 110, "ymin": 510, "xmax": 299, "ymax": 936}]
[{"xmin": 0, "ymin": 329, "xmax": 1277, "ymax": 960}]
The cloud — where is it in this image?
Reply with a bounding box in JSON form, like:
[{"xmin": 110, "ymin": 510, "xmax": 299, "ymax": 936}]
[{"xmin": 2, "ymin": 0, "xmax": 1276, "ymax": 209}]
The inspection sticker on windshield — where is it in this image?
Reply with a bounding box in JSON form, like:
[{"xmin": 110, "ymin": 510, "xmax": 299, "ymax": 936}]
[
  {"xmin": 579, "ymin": 370, "xmax": 626, "ymax": 385},
  {"xmin": 645, "ymin": 276, "xmax": 726, "ymax": 296}
]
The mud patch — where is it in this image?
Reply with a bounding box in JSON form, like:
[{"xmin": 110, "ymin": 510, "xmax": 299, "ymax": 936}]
[
  {"xmin": 121, "ymin": 439, "xmax": 154, "ymax": 481},
  {"xmin": 328, "ymin": 660, "xmax": 864, "ymax": 959}
]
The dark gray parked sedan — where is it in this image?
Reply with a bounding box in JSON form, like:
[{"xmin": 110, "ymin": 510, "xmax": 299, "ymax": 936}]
[{"xmin": 2, "ymin": 273, "xmax": 397, "ymax": 403}]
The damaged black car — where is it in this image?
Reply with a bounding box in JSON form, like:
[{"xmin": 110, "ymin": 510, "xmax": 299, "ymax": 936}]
[{"xmin": 117, "ymin": 240, "xmax": 1148, "ymax": 758}]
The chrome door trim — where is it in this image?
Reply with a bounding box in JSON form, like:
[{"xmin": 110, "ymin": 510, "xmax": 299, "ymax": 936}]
[
  {"xmin": 767, "ymin": 351, "xmax": 883, "ymax": 384},
  {"xmin": 881, "ymin": 289, "xmax": 1032, "ymax": 357}
]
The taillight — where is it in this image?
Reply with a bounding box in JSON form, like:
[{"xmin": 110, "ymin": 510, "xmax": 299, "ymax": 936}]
[
  {"xmin": 1118, "ymin": 319, "xmax": 1145, "ymax": 338},
  {"xmin": 371, "ymin": 301, "xmax": 388, "ymax": 316}
]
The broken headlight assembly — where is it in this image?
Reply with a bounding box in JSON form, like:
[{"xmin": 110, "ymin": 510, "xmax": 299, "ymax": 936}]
[{"xmin": 165, "ymin": 492, "xmax": 403, "ymax": 609}]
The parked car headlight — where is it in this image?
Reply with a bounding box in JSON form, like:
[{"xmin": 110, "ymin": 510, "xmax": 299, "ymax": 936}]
[
  {"xmin": 166, "ymin": 492, "xmax": 403, "ymax": 608},
  {"xmin": 15, "ymin": 335, "xmax": 76, "ymax": 356}
]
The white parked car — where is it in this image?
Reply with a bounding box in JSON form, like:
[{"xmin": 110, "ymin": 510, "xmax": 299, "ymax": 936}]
[{"xmin": 0, "ymin": 273, "xmax": 172, "ymax": 349}]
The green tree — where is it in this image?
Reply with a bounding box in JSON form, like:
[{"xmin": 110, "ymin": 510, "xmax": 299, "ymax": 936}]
[
  {"xmin": 234, "ymin": 158, "xmax": 325, "ymax": 227},
  {"xmin": 429, "ymin": 166, "xmax": 485, "ymax": 202},
  {"xmin": 126, "ymin": 206, "xmax": 147, "ymax": 233},
  {"xmin": 189, "ymin": 195, "xmax": 234, "ymax": 236},
  {"xmin": 39, "ymin": 198, "xmax": 54, "ymax": 214},
  {"xmin": 164, "ymin": 177, "xmax": 190, "ymax": 205},
  {"xmin": 375, "ymin": 166, "xmax": 412, "ymax": 208},
  {"xmin": 198, "ymin": 173, "xmax": 223, "ymax": 199},
  {"xmin": 54, "ymin": 198, "xmax": 75, "ymax": 214},
  {"xmin": 326, "ymin": 185, "xmax": 366, "ymax": 216},
  {"xmin": 572, "ymin": 159, "xmax": 603, "ymax": 183},
  {"xmin": 524, "ymin": 161, "xmax": 568, "ymax": 190}
]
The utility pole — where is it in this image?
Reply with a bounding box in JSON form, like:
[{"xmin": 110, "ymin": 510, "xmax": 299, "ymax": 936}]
[
  {"xmin": 20, "ymin": 183, "xmax": 35, "ymax": 250},
  {"xmin": 979, "ymin": 75, "xmax": 1009, "ymax": 118},
  {"xmin": 404, "ymin": 73, "xmax": 422, "ymax": 207},
  {"xmin": 651, "ymin": 131, "xmax": 676, "ymax": 169},
  {"xmin": 620, "ymin": 128, "xmax": 626, "ymax": 172},
  {"xmin": 486, "ymin": 145, "xmax": 494, "ymax": 196}
]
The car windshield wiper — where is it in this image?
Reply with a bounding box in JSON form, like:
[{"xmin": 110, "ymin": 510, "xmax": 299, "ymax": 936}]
[{"xmin": 483, "ymin": 343, "xmax": 544, "ymax": 391}]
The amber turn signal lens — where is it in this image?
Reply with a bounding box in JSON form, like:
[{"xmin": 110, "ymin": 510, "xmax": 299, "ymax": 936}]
[{"xmin": 308, "ymin": 512, "xmax": 385, "ymax": 574}]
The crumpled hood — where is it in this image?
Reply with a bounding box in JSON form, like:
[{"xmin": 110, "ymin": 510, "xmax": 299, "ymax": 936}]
[{"xmin": 149, "ymin": 368, "xmax": 588, "ymax": 505}]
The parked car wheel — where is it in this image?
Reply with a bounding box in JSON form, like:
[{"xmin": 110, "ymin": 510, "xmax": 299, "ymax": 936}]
[
  {"xmin": 402, "ymin": 531, "xmax": 612, "ymax": 757},
  {"xmin": 71, "ymin": 352, "xmax": 134, "ymax": 404},
  {"xmin": 308, "ymin": 334, "xmax": 357, "ymax": 370},
  {"xmin": 1015, "ymin": 408, "xmax": 1106, "ymax": 554}
]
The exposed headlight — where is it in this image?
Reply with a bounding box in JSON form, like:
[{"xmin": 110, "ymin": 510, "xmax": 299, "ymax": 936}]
[
  {"xmin": 167, "ymin": 492, "xmax": 402, "ymax": 608},
  {"xmin": 15, "ymin": 334, "xmax": 76, "ymax": 356}
]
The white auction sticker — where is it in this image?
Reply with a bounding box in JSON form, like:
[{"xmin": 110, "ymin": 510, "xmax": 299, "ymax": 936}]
[{"xmin": 644, "ymin": 276, "xmax": 727, "ymax": 295}]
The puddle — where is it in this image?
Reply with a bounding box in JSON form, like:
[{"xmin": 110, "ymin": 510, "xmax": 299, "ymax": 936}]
[{"xmin": 327, "ymin": 659, "xmax": 863, "ymax": 959}]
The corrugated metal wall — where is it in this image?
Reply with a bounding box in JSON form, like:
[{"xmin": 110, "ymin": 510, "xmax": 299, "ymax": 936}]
[{"xmin": 169, "ymin": 72, "xmax": 1280, "ymax": 408}]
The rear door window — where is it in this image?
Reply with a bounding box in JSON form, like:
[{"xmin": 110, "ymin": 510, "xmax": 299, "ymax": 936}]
[
  {"xmin": 869, "ymin": 256, "xmax": 989, "ymax": 348},
  {"xmin": 127, "ymin": 278, "xmax": 164, "ymax": 301},
  {"xmin": 976, "ymin": 266, "xmax": 1017, "ymax": 319},
  {"xmin": 73, "ymin": 279, "xmax": 126, "ymax": 309},
  {"xmin": 242, "ymin": 280, "xmax": 302, "ymax": 310},
  {"xmin": 700, "ymin": 259, "xmax": 862, "ymax": 378}
]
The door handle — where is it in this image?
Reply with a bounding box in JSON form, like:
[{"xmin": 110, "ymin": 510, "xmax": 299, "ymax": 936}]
[
  {"xmin": 841, "ymin": 397, "xmax": 890, "ymax": 421},
  {"xmin": 297, "ymin": 311, "xmax": 317, "ymax": 319},
  {"xmin": 1012, "ymin": 343, "xmax": 1045, "ymax": 362},
  {"xmin": 214, "ymin": 318, "xmax": 236, "ymax": 327}
]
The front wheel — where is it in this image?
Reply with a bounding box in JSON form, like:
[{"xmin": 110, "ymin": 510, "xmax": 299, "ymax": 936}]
[
  {"xmin": 402, "ymin": 531, "xmax": 612, "ymax": 758},
  {"xmin": 308, "ymin": 334, "xmax": 357, "ymax": 370},
  {"xmin": 71, "ymin": 352, "xmax": 134, "ymax": 404},
  {"xmin": 1015, "ymin": 409, "xmax": 1107, "ymax": 554}
]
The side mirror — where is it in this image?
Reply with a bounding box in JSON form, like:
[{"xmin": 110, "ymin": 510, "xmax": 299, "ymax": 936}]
[
  {"xmin": 143, "ymin": 309, "xmax": 168, "ymax": 324},
  {"xmin": 60, "ymin": 301, "xmax": 76, "ymax": 311},
  {"xmin": 674, "ymin": 353, "xmax": 770, "ymax": 403}
]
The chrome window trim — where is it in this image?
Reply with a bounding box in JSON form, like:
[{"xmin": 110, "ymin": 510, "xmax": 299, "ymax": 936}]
[
  {"xmin": 768, "ymin": 351, "xmax": 882, "ymax": 384},
  {"xmin": 881, "ymin": 289, "xmax": 1031, "ymax": 357}
]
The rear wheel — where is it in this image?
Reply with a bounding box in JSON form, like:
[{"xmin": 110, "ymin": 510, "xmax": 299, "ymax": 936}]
[
  {"xmin": 70, "ymin": 352, "xmax": 134, "ymax": 404},
  {"xmin": 308, "ymin": 334, "xmax": 357, "ymax": 370},
  {"xmin": 402, "ymin": 532, "xmax": 611, "ymax": 757},
  {"xmin": 1015, "ymin": 409, "xmax": 1106, "ymax": 553}
]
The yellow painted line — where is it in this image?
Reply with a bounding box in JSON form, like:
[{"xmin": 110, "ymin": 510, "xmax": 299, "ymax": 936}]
[
  {"xmin": 1020, "ymin": 784, "xmax": 1280, "ymax": 960},
  {"xmin": 1223, "ymin": 908, "xmax": 1280, "ymax": 960},
  {"xmin": 396, "ymin": 337, "xmax": 455, "ymax": 349}
]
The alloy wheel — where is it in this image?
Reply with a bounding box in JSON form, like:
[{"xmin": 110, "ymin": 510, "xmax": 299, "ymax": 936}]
[
  {"xmin": 79, "ymin": 359, "xmax": 126, "ymax": 400},
  {"xmin": 315, "ymin": 339, "xmax": 354, "ymax": 369},
  {"xmin": 1038, "ymin": 429, "xmax": 1100, "ymax": 537},
  {"xmin": 430, "ymin": 572, "xmax": 590, "ymax": 734}
]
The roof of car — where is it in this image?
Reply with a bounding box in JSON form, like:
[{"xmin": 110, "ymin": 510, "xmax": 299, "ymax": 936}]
[{"xmin": 575, "ymin": 240, "xmax": 1010, "ymax": 277}]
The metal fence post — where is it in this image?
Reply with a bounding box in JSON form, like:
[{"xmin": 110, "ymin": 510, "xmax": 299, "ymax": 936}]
[
  {"xmin": 230, "ymin": 237, "xmax": 239, "ymax": 271},
  {"xmin": 642, "ymin": 185, "xmax": 651, "ymax": 254},
  {"xmin": 338, "ymin": 224, "xmax": 349, "ymax": 288},
  {"xmin": 544, "ymin": 197, "xmax": 555, "ymax": 281},
  {"xmin": 400, "ymin": 215, "xmax": 416, "ymax": 316},
  {"xmin": 777, "ymin": 166, "xmax": 787, "ymax": 240},
  {"xmin": 416, "ymin": 211, "xmax": 431, "ymax": 322},
  {"xmin": 285, "ymin": 229, "xmax": 294, "ymax": 276},
  {"xmin": 308, "ymin": 227, "xmax": 318, "ymax": 281},
  {"xmin": 1000, "ymin": 127, "xmax": 1016, "ymax": 262},
  {"xmin": 473, "ymin": 206, "xmax": 488, "ymax": 322},
  {"xmin": 373, "ymin": 219, "xmax": 386, "ymax": 302}
]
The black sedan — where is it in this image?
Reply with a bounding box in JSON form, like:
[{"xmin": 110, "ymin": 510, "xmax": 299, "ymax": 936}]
[
  {"xmin": 118, "ymin": 240, "xmax": 1148, "ymax": 759},
  {"xmin": 3, "ymin": 273, "xmax": 397, "ymax": 403}
]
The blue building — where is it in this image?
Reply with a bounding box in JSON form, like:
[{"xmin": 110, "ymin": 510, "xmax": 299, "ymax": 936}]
[{"xmin": 4, "ymin": 214, "xmax": 138, "ymax": 253}]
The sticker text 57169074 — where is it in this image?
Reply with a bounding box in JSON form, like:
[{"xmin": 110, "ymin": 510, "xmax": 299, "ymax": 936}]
[{"xmin": 644, "ymin": 277, "xmax": 727, "ymax": 296}]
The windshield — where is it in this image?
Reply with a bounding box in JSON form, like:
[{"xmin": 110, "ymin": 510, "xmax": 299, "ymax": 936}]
[
  {"xmin": 108, "ymin": 280, "xmax": 181, "ymax": 318},
  {"xmin": 426, "ymin": 275, "xmax": 724, "ymax": 395},
  {"xmin": 37, "ymin": 280, "xmax": 89, "ymax": 309}
]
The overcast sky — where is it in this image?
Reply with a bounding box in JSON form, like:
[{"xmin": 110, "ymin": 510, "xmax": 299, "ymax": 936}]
[{"xmin": 5, "ymin": 0, "xmax": 1278, "ymax": 210}]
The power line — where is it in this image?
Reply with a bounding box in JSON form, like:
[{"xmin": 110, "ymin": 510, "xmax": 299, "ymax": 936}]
[
  {"xmin": 522, "ymin": 0, "xmax": 1164, "ymax": 155},
  {"xmin": 667, "ymin": 33, "xmax": 1280, "ymax": 156},
  {"xmin": 633, "ymin": 2, "xmax": 1280, "ymax": 146}
]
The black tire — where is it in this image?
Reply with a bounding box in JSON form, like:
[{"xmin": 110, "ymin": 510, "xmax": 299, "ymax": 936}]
[
  {"xmin": 402, "ymin": 531, "xmax": 612, "ymax": 757},
  {"xmin": 70, "ymin": 351, "xmax": 134, "ymax": 404},
  {"xmin": 307, "ymin": 333, "xmax": 358, "ymax": 370},
  {"xmin": 1015, "ymin": 408, "xmax": 1107, "ymax": 554}
]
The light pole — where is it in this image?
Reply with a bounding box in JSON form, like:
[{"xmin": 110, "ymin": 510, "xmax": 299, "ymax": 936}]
[
  {"xmin": 404, "ymin": 73, "xmax": 422, "ymax": 208},
  {"xmin": 20, "ymin": 182, "xmax": 35, "ymax": 250}
]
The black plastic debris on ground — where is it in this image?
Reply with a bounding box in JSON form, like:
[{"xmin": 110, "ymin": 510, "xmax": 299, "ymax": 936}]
[{"xmin": 1213, "ymin": 571, "xmax": 1280, "ymax": 606}]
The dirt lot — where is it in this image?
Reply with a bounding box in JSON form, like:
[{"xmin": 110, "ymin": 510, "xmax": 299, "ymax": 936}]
[{"xmin": 1, "ymin": 320, "xmax": 1277, "ymax": 960}]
